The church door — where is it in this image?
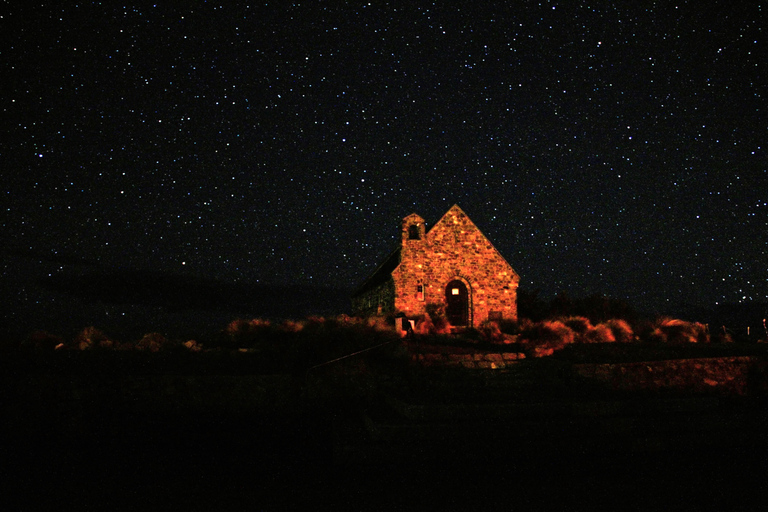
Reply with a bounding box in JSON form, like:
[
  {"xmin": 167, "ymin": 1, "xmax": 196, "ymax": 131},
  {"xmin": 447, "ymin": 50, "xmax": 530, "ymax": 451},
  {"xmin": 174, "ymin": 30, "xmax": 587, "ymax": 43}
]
[{"xmin": 445, "ymin": 280, "xmax": 469, "ymax": 327}]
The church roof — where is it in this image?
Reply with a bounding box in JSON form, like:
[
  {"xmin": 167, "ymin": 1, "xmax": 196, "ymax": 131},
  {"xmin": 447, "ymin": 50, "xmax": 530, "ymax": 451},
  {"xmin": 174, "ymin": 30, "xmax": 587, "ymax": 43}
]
[
  {"xmin": 351, "ymin": 205, "xmax": 517, "ymax": 298},
  {"xmin": 350, "ymin": 247, "xmax": 401, "ymax": 298}
]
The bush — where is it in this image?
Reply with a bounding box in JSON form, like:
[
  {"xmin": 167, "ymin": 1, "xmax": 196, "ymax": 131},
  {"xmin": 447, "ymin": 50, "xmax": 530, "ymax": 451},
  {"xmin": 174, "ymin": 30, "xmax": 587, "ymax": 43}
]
[
  {"xmin": 414, "ymin": 315, "xmax": 434, "ymax": 335},
  {"xmin": 604, "ymin": 318, "xmax": 635, "ymax": 343},
  {"xmin": 635, "ymin": 321, "xmax": 666, "ymax": 344},
  {"xmin": 497, "ymin": 319, "xmax": 521, "ymax": 335},
  {"xmin": 542, "ymin": 317, "xmax": 633, "ymax": 344},
  {"xmin": 412, "ymin": 311, "xmax": 451, "ymax": 335},
  {"xmin": 561, "ymin": 316, "xmax": 593, "ymax": 342},
  {"xmin": 364, "ymin": 315, "xmax": 390, "ymax": 331},
  {"xmin": 183, "ymin": 339, "xmax": 202, "ymax": 352},
  {"xmin": 425, "ymin": 303, "xmax": 451, "ymax": 333},
  {"xmin": 583, "ymin": 323, "xmax": 616, "ymax": 343},
  {"xmin": 478, "ymin": 320, "xmax": 505, "ymax": 344},
  {"xmin": 712, "ymin": 326, "xmax": 735, "ymax": 344},
  {"xmin": 135, "ymin": 332, "xmax": 169, "ymax": 352},
  {"xmin": 224, "ymin": 318, "xmax": 277, "ymax": 348},
  {"xmin": 24, "ymin": 330, "xmax": 65, "ymax": 351},
  {"xmin": 425, "ymin": 303, "xmax": 445, "ymax": 321},
  {"xmin": 656, "ymin": 318, "xmax": 710, "ymax": 344},
  {"xmin": 74, "ymin": 326, "xmax": 113, "ymax": 350},
  {"xmin": 431, "ymin": 316, "xmax": 451, "ymax": 334},
  {"xmin": 519, "ymin": 320, "xmax": 576, "ymax": 356},
  {"xmin": 279, "ymin": 319, "xmax": 305, "ymax": 333}
]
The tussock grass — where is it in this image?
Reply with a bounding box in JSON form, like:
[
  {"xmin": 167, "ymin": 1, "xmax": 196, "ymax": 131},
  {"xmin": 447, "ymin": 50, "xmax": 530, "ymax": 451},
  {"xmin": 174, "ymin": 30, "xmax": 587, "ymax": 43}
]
[
  {"xmin": 583, "ymin": 323, "xmax": 615, "ymax": 344},
  {"xmin": 512, "ymin": 314, "xmax": 721, "ymax": 357},
  {"xmin": 11, "ymin": 307, "xmax": 755, "ymax": 368},
  {"xmin": 604, "ymin": 319, "xmax": 635, "ymax": 343},
  {"xmin": 562, "ymin": 316, "xmax": 593, "ymax": 336},
  {"xmin": 519, "ymin": 320, "xmax": 576, "ymax": 357},
  {"xmin": 655, "ymin": 317, "xmax": 709, "ymax": 344}
]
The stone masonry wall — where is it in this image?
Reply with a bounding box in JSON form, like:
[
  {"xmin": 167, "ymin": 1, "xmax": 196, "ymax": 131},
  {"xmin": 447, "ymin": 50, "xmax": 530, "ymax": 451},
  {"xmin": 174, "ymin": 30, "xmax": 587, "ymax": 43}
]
[
  {"xmin": 392, "ymin": 205, "xmax": 518, "ymax": 326},
  {"xmin": 351, "ymin": 279, "xmax": 396, "ymax": 316}
]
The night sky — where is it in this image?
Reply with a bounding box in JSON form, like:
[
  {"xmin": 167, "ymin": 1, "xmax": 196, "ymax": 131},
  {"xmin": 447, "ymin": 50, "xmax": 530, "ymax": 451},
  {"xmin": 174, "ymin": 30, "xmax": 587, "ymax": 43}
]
[{"xmin": 2, "ymin": 1, "xmax": 766, "ymax": 330}]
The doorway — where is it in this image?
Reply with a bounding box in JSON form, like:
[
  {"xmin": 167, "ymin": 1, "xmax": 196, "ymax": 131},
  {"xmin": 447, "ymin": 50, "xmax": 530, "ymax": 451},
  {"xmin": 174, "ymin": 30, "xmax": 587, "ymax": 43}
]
[{"xmin": 445, "ymin": 280, "xmax": 469, "ymax": 327}]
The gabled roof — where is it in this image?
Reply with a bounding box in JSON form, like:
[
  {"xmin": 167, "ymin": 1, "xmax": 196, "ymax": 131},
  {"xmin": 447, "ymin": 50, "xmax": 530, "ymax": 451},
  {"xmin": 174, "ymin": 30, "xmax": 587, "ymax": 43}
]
[
  {"xmin": 351, "ymin": 247, "xmax": 401, "ymax": 298},
  {"xmin": 352, "ymin": 205, "xmax": 518, "ymax": 297},
  {"xmin": 428, "ymin": 205, "xmax": 519, "ymax": 279},
  {"xmin": 428, "ymin": 204, "xmax": 467, "ymax": 234}
]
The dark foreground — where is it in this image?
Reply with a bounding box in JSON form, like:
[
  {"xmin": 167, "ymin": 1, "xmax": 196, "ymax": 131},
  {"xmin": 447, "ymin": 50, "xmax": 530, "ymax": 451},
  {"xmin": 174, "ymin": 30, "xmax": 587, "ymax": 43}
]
[
  {"xmin": 4, "ymin": 350, "xmax": 768, "ymax": 511},
  {"xmin": 5, "ymin": 411, "xmax": 767, "ymax": 511}
]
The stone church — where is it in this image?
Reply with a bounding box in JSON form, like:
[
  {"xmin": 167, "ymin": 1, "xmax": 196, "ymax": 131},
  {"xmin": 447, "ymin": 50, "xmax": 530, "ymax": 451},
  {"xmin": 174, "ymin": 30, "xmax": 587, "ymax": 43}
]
[{"xmin": 351, "ymin": 205, "xmax": 519, "ymax": 327}]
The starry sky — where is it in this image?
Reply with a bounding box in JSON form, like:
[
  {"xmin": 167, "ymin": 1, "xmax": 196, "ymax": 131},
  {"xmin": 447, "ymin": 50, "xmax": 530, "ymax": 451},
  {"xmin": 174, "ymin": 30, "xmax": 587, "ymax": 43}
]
[{"xmin": 2, "ymin": 1, "xmax": 766, "ymax": 324}]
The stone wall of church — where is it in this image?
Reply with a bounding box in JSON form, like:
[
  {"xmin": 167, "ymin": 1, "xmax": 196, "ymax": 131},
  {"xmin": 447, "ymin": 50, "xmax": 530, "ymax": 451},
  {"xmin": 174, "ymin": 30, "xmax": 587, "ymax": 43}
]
[
  {"xmin": 392, "ymin": 206, "xmax": 518, "ymax": 326},
  {"xmin": 351, "ymin": 279, "xmax": 395, "ymax": 317}
]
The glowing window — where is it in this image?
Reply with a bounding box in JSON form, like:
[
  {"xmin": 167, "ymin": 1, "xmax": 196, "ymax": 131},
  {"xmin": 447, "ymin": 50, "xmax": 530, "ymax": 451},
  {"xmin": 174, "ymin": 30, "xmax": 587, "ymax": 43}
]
[{"xmin": 452, "ymin": 288, "xmax": 460, "ymax": 295}]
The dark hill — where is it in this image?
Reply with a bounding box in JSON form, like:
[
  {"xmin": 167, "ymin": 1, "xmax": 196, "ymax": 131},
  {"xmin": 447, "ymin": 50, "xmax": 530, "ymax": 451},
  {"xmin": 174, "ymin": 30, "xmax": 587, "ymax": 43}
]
[{"xmin": 41, "ymin": 268, "xmax": 350, "ymax": 318}]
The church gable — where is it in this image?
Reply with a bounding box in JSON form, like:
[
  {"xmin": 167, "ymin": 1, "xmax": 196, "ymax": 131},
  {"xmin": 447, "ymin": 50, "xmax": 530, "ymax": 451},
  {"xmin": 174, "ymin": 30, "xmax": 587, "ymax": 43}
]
[
  {"xmin": 424, "ymin": 205, "xmax": 512, "ymax": 271},
  {"xmin": 353, "ymin": 205, "xmax": 519, "ymax": 327}
]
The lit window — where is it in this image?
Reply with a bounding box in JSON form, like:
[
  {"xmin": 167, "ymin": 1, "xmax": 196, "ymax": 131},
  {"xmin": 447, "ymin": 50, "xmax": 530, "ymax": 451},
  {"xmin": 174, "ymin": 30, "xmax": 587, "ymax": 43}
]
[{"xmin": 452, "ymin": 288, "xmax": 460, "ymax": 295}]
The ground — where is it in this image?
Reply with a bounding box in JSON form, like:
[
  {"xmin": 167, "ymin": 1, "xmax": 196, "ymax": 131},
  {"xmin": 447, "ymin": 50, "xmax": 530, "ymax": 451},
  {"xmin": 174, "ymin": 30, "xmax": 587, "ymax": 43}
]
[{"xmin": 4, "ymin": 341, "xmax": 768, "ymax": 509}]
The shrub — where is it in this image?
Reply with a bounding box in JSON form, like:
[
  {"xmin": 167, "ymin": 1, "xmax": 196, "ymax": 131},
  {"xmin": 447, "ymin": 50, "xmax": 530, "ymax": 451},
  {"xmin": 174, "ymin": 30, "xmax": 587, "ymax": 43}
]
[
  {"xmin": 279, "ymin": 319, "xmax": 305, "ymax": 333},
  {"xmin": 305, "ymin": 315, "xmax": 332, "ymax": 330},
  {"xmin": 604, "ymin": 318, "xmax": 634, "ymax": 343},
  {"xmin": 431, "ymin": 315, "xmax": 451, "ymax": 334},
  {"xmin": 183, "ymin": 339, "xmax": 202, "ymax": 352},
  {"xmin": 364, "ymin": 315, "xmax": 390, "ymax": 331},
  {"xmin": 712, "ymin": 326, "xmax": 735, "ymax": 344},
  {"xmin": 25, "ymin": 330, "xmax": 65, "ymax": 351},
  {"xmin": 583, "ymin": 323, "xmax": 616, "ymax": 343},
  {"xmin": 224, "ymin": 318, "xmax": 276, "ymax": 348},
  {"xmin": 634, "ymin": 321, "xmax": 666, "ymax": 344},
  {"xmin": 414, "ymin": 315, "xmax": 434, "ymax": 335},
  {"xmin": 425, "ymin": 303, "xmax": 451, "ymax": 333},
  {"xmin": 74, "ymin": 326, "xmax": 112, "ymax": 350},
  {"xmin": 517, "ymin": 318, "xmax": 535, "ymax": 331},
  {"xmin": 425, "ymin": 303, "xmax": 445, "ymax": 321},
  {"xmin": 412, "ymin": 312, "xmax": 451, "ymax": 335},
  {"xmin": 478, "ymin": 320, "xmax": 505, "ymax": 344},
  {"xmin": 135, "ymin": 332, "xmax": 168, "ymax": 352},
  {"xmin": 561, "ymin": 316, "xmax": 593, "ymax": 342},
  {"xmin": 656, "ymin": 318, "xmax": 710, "ymax": 344},
  {"xmin": 519, "ymin": 320, "xmax": 576, "ymax": 356},
  {"xmin": 497, "ymin": 319, "xmax": 520, "ymax": 335}
]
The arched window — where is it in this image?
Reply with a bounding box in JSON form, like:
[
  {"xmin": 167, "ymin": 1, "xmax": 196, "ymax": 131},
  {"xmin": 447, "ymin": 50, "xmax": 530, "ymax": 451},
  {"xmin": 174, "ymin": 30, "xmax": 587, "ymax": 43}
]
[{"xmin": 408, "ymin": 224, "xmax": 420, "ymax": 240}]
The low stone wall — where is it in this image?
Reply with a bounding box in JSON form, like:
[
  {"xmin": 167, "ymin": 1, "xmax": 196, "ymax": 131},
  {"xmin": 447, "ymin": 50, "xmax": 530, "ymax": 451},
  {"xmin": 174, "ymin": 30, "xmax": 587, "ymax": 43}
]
[{"xmin": 573, "ymin": 356, "xmax": 767, "ymax": 395}]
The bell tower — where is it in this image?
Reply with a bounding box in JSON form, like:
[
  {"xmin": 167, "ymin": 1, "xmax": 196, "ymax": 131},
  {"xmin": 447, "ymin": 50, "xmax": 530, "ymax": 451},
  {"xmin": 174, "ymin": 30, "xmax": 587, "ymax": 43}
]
[{"xmin": 401, "ymin": 213, "xmax": 426, "ymax": 245}]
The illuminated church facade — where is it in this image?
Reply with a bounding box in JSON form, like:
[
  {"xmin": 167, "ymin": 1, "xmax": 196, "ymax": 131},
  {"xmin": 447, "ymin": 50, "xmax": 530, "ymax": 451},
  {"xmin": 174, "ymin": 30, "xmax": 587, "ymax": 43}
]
[{"xmin": 351, "ymin": 205, "xmax": 519, "ymax": 327}]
